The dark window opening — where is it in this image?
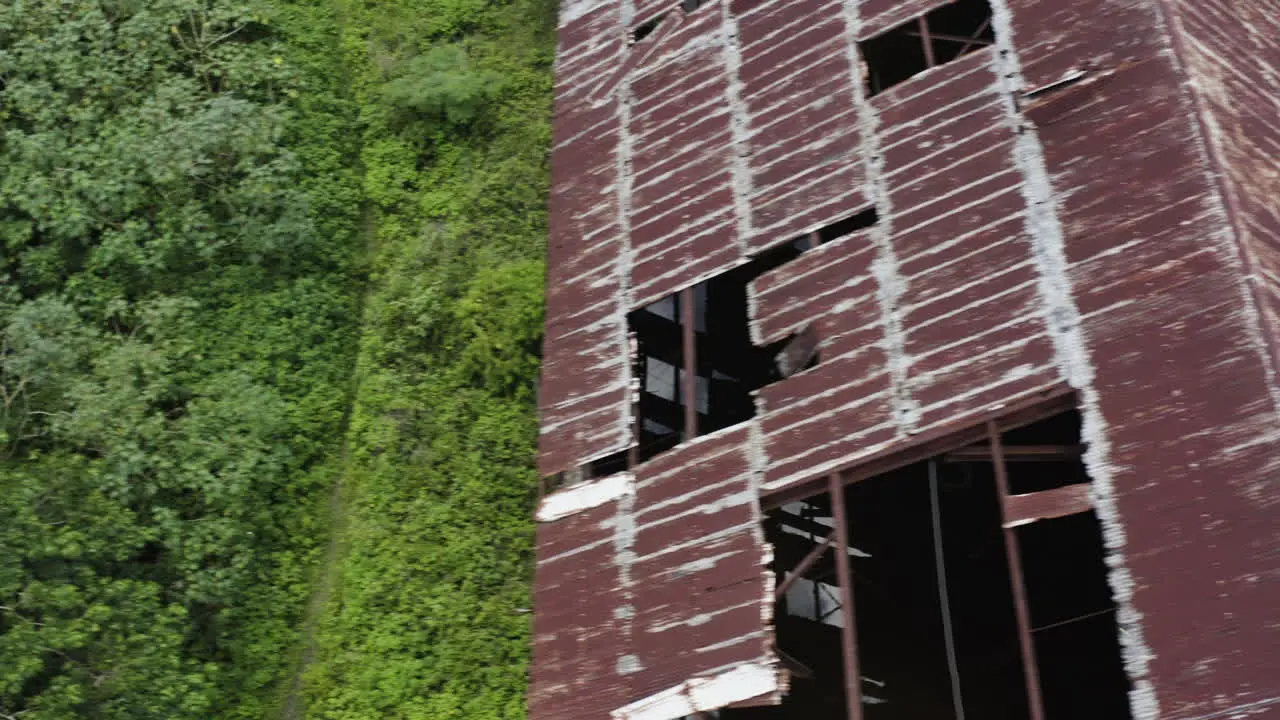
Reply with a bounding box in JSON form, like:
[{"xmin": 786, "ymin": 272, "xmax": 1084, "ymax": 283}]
[
  {"xmin": 632, "ymin": 13, "xmax": 667, "ymax": 43},
  {"xmin": 860, "ymin": 0, "xmax": 995, "ymax": 96},
  {"xmin": 589, "ymin": 448, "xmax": 631, "ymax": 478},
  {"xmin": 539, "ymin": 447, "xmax": 633, "ymax": 495},
  {"xmin": 729, "ymin": 407, "xmax": 1131, "ymax": 720},
  {"xmin": 1021, "ymin": 513, "xmax": 1132, "ymax": 719},
  {"xmin": 630, "ymin": 244, "xmax": 803, "ymax": 462},
  {"xmin": 628, "ymin": 207, "xmax": 881, "ymax": 463},
  {"xmin": 816, "ymin": 208, "xmax": 879, "ymax": 245},
  {"xmin": 943, "ymin": 408, "xmax": 1088, "ymax": 495},
  {"xmin": 633, "ymin": 0, "xmax": 704, "ymax": 45}
]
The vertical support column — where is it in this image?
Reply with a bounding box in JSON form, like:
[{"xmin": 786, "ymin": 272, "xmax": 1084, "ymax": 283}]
[
  {"xmin": 988, "ymin": 420, "xmax": 1046, "ymax": 720},
  {"xmin": 917, "ymin": 16, "xmax": 936, "ymax": 68},
  {"xmin": 681, "ymin": 286, "xmax": 698, "ymax": 440},
  {"xmin": 830, "ymin": 474, "xmax": 864, "ymax": 720}
]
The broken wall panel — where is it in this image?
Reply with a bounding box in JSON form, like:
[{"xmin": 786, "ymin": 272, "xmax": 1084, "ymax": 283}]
[
  {"xmin": 747, "ymin": 231, "xmax": 879, "ymax": 345},
  {"xmin": 628, "ymin": 6, "xmax": 744, "ymax": 306},
  {"xmin": 529, "ymin": 501, "xmax": 631, "ymax": 720},
  {"xmin": 734, "ymin": 0, "xmax": 868, "ymax": 249},
  {"xmin": 539, "ymin": 1, "xmax": 633, "ymax": 477},
  {"xmin": 531, "ymin": 430, "xmax": 780, "ymax": 720},
  {"xmin": 629, "ymin": 425, "xmax": 777, "ymax": 701}
]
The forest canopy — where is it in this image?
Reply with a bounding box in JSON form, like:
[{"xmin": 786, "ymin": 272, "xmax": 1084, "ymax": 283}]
[{"xmin": 0, "ymin": 0, "xmax": 554, "ymax": 717}]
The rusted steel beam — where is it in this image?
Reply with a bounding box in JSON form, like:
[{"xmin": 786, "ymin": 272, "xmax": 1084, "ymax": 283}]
[
  {"xmin": 761, "ymin": 386, "xmax": 1076, "ymax": 510},
  {"xmin": 943, "ymin": 444, "xmax": 1083, "ymax": 462},
  {"xmin": 1004, "ymin": 483, "xmax": 1093, "ymax": 527},
  {"xmin": 918, "ymin": 17, "xmax": 937, "ymax": 69},
  {"xmin": 956, "ymin": 16, "xmax": 991, "ymax": 55},
  {"xmin": 774, "ymin": 529, "xmax": 837, "ymax": 600},
  {"xmin": 988, "ymin": 421, "xmax": 1047, "ymax": 720},
  {"xmin": 680, "ymin": 286, "xmax": 698, "ymax": 440},
  {"xmin": 906, "ymin": 30, "xmax": 994, "ymax": 47},
  {"xmin": 830, "ymin": 474, "xmax": 864, "ymax": 720}
]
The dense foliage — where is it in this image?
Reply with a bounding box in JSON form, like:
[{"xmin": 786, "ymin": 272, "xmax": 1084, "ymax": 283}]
[
  {"xmin": 299, "ymin": 1, "xmax": 554, "ymax": 718},
  {"xmin": 0, "ymin": 0, "xmax": 554, "ymax": 717}
]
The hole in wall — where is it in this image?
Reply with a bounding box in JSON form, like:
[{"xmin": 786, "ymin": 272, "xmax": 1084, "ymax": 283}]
[
  {"xmin": 632, "ymin": 12, "xmax": 667, "ymax": 43},
  {"xmin": 729, "ymin": 408, "xmax": 1132, "ymax": 720},
  {"xmin": 817, "ymin": 208, "xmax": 879, "ymax": 245},
  {"xmin": 860, "ymin": 0, "xmax": 995, "ymax": 96},
  {"xmin": 628, "ymin": 243, "xmax": 803, "ymax": 462}
]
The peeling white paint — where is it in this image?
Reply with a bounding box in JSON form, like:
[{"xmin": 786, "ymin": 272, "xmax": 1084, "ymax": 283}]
[
  {"xmin": 841, "ymin": 0, "xmax": 918, "ymax": 434},
  {"xmin": 721, "ymin": 0, "xmax": 755, "ymax": 254},
  {"xmin": 559, "ymin": 0, "xmax": 612, "ymax": 26},
  {"xmin": 536, "ymin": 473, "xmax": 635, "ymax": 522},
  {"xmin": 611, "ymin": 662, "xmax": 780, "ymax": 720}
]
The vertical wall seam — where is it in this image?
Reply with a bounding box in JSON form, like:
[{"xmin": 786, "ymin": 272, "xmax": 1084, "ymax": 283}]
[
  {"xmin": 615, "ymin": 0, "xmax": 639, "ymax": 470},
  {"xmin": 986, "ymin": 3, "xmax": 1160, "ymax": 719},
  {"xmin": 721, "ymin": 0, "xmax": 756, "ymax": 257},
  {"xmin": 612, "ymin": 0, "xmax": 642, "ymax": 686},
  {"xmin": 840, "ymin": 0, "xmax": 918, "ymax": 435}
]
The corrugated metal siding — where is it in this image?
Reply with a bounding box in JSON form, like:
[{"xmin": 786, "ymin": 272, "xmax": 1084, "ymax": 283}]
[
  {"xmin": 539, "ymin": 1, "xmax": 633, "ymax": 477},
  {"xmin": 533, "ymin": 0, "xmax": 1280, "ymax": 717},
  {"xmin": 1006, "ymin": 0, "xmax": 1280, "ymax": 717}
]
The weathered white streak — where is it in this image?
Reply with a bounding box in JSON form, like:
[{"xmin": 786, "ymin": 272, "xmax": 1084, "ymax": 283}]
[
  {"xmin": 537, "ymin": 473, "xmax": 635, "ymax": 523},
  {"xmin": 611, "ymin": 662, "xmax": 779, "ymax": 720},
  {"xmin": 842, "ymin": 0, "xmax": 916, "ymax": 432},
  {"xmin": 721, "ymin": 1, "xmax": 755, "ymax": 254}
]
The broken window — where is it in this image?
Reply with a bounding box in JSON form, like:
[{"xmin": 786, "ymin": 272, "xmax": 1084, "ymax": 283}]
[
  {"xmin": 630, "ymin": 244, "xmax": 803, "ymax": 461},
  {"xmin": 540, "ymin": 207, "xmax": 879, "ymax": 489},
  {"xmin": 860, "ymin": 0, "xmax": 996, "ymax": 96},
  {"xmin": 744, "ymin": 405, "xmax": 1132, "ymax": 720},
  {"xmin": 627, "ymin": 208, "xmax": 879, "ymax": 463}
]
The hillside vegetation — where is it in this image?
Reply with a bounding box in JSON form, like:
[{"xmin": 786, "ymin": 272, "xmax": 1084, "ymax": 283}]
[{"xmin": 0, "ymin": 0, "xmax": 554, "ymax": 718}]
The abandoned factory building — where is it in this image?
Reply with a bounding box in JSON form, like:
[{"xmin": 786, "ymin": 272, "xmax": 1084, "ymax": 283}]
[{"xmin": 529, "ymin": 0, "xmax": 1279, "ymax": 719}]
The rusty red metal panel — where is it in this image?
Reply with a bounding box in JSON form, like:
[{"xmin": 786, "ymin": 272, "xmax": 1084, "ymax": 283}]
[
  {"xmin": 539, "ymin": 1, "xmax": 633, "ymax": 477},
  {"xmin": 874, "ymin": 50, "xmax": 1060, "ymax": 437},
  {"xmin": 1005, "ymin": 0, "xmax": 1280, "ymax": 717},
  {"xmin": 748, "ymin": 231, "xmax": 878, "ymax": 343},
  {"xmin": 734, "ymin": 0, "xmax": 868, "ymax": 249},
  {"xmin": 628, "ymin": 6, "xmax": 743, "ymax": 306},
  {"xmin": 858, "ymin": 0, "xmax": 953, "ymax": 40},
  {"xmin": 628, "ymin": 425, "xmax": 778, "ymax": 701},
  {"xmin": 530, "ymin": 433, "xmax": 781, "ymax": 720},
  {"xmin": 530, "ymin": 501, "xmax": 631, "ymax": 719},
  {"xmin": 1169, "ymin": 0, "xmax": 1280, "ymax": 400}
]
